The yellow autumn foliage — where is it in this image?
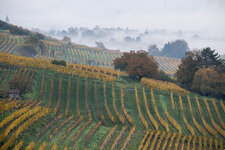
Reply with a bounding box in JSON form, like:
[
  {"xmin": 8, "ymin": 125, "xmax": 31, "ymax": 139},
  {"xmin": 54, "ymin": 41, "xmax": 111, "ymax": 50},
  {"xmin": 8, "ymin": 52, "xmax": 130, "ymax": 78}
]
[{"xmin": 141, "ymin": 77, "xmax": 188, "ymax": 94}]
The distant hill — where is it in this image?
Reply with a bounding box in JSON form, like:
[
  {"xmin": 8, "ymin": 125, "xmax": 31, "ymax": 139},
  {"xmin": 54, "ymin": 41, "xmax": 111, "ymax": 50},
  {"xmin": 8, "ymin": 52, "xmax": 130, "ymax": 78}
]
[
  {"xmin": 0, "ymin": 21, "xmax": 181, "ymax": 75},
  {"xmin": 0, "ymin": 20, "xmax": 33, "ymax": 36}
]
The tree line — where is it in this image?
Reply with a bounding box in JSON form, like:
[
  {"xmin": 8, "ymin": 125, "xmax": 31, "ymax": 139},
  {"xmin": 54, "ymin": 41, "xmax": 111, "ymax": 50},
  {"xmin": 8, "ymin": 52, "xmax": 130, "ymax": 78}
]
[
  {"xmin": 113, "ymin": 47, "xmax": 224, "ymax": 98},
  {"xmin": 176, "ymin": 47, "xmax": 224, "ymax": 98}
]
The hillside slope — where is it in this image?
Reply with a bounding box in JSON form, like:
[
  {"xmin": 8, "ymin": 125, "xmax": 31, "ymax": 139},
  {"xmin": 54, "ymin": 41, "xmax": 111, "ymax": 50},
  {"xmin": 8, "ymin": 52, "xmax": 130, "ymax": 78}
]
[
  {"xmin": 0, "ymin": 30, "xmax": 181, "ymax": 75},
  {"xmin": 0, "ymin": 54, "xmax": 224, "ymax": 149}
]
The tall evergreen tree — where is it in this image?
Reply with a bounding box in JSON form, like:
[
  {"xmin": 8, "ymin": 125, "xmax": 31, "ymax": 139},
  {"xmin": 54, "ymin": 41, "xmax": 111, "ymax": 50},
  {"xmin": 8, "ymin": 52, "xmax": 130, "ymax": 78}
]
[{"xmin": 201, "ymin": 47, "xmax": 221, "ymax": 68}]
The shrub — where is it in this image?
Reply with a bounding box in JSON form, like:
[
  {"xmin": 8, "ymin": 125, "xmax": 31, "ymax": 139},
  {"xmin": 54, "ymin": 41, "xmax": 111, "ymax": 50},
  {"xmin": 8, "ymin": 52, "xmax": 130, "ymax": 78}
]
[
  {"xmin": 0, "ymin": 85, "xmax": 9, "ymax": 98},
  {"xmin": 51, "ymin": 60, "xmax": 67, "ymax": 66},
  {"xmin": 191, "ymin": 68, "xmax": 225, "ymax": 98},
  {"xmin": 8, "ymin": 74, "xmax": 32, "ymax": 96},
  {"xmin": 113, "ymin": 51, "xmax": 159, "ymax": 80}
]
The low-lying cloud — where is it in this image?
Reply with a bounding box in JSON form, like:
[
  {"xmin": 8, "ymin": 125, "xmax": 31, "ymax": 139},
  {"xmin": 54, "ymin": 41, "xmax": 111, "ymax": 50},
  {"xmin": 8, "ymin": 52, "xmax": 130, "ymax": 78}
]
[{"xmin": 0, "ymin": 0, "xmax": 225, "ymax": 54}]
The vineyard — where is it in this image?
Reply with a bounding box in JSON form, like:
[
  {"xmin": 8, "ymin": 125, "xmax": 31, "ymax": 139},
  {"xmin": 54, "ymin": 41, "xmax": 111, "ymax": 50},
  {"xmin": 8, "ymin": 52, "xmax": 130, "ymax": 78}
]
[
  {"xmin": 0, "ymin": 32, "xmax": 181, "ymax": 75},
  {"xmin": 0, "ymin": 64, "xmax": 224, "ymax": 150}
]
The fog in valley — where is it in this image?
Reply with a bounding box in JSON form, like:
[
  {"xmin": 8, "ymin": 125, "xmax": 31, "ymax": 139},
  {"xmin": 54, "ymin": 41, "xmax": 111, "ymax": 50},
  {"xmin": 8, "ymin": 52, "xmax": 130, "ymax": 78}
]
[
  {"xmin": 1, "ymin": 0, "xmax": 225, "ymax": 54},
  {"xmin": 32, "ymin": 26, "xmax": 225, "ymax": 55}
]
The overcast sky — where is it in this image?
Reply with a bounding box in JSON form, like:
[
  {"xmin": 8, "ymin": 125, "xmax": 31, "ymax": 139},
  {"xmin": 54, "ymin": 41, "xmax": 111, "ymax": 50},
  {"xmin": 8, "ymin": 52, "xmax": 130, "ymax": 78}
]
[{"xmin": 1, "ymin": 0, "xmax": 225, "ymax": 54}]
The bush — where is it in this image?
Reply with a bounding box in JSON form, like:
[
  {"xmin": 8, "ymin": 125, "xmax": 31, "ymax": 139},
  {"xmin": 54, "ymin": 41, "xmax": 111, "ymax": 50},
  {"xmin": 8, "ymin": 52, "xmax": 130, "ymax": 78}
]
[
  {"xmin": 191, "ymin": 68, "xmax": 225, "ymax": 98},
  {"xmin": 113, "ymin": 51, "xmax": 159, "ymax": 80},
  {"xmin": 51, "ymin": 60, "xmax": 67, "ymax": 66},
  {"xmin": 158, "ymin": 71, "xmax": 174, "ymax": 82},
  {"xmin": 0, "ymin": 85, "xmax": 9, "ymax": 98},
  {"xmin": 9, "ymin": 74, "xmax": 32, "ymax": 96}
]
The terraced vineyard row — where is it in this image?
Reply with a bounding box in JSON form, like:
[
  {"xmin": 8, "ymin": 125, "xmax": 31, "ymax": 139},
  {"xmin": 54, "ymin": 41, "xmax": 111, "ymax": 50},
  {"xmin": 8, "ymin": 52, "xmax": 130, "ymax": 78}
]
[
  {"xmin": 153, "ymin": 56, "xmax": 181, "ymax": 75},
  {"xmin": 0, "ymin": 32, "xmax": 182, "ymax": 75},
  {"xmin": 0, "ymin": 66, "xmax": 224, "ymax": 149},
  {"xmin": 0, "ymin": 33, "xmax": 23, "ymax": 54},
  {"xmin": 0, "ymin": 52, "xmax": 120, "ymax": 81},
  {"xmin": 138, "ymin": 129, "xmax": 223, "ymax": 150}
]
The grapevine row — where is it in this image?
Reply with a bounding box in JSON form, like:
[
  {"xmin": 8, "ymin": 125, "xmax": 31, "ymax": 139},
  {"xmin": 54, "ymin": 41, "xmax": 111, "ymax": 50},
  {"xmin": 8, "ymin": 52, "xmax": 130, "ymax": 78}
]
[
  {"xmin": 95, "ymin": 80, "xmax": 104, "ymax": 121},
  {"xmin": 47, "ymin": 75, "xmax": 54, "ymax": 107},
  {"xmin": 150, "ymin": 88, "xmax": 170, "ymax": 132},
  {"xmin": 135, "ymin": 86, "xmax": 148, "ymax": 129},
  {"xmin": 49, "ymin": 115, "xmax": 73, "ymax": 140},
  {"xmin": 0, "ymin": 52, "xmax": 117, "ymax": 81},
  {"xmin": 39, "ymin": 72, "xmax": 45, "ymax": 101},
  {"xmin": 61, "ymin": 116, "xmax": 83, "ymax": 141},
  {"xmin": 181, "ymin": 111, "xmax": 195, "ymax": 135},
  {"xmin": 54, "ymin": 76, "xmax": 62, "ymax": 115},
  {"xmin": 220, "ymin": 100, "xmax": 225, "ymax": 113},
  {"xmin": 142, "ymin": 88, "xmax": 158, "ymax": 130},
  {"xmin": 179, "ymin": 95, "xmax": 195, "ymax": 135},
  {"xmin": 39, "ymin": 141, "xmax": 46, "ymax": 150},
  {"xmin": 2, "ymin": 68, "xmax": 11, "ymax": 85},
  {"xmin": 100, "ymin": 125, "xmax": 117, "ymax": 150},
  {"xmin": 161, "ymin": 132, "xmax": 171, "ymax": 150},
  {"xmin": 72, "ymin": 118, "xmax": 92, "ymax": 143},
  {"xmin": 138, "ymin": 130, "xmax": 150, "ymax": 150},
  {"xmin": 112, "ymin": 81, "xmax": 125, "ymax": 124},
  {"xmin": 0, "ymin": 68, "xmax": 6, "ymax": 82},
  {"xmin": 13, "ymin": 140, "xmax": 23, "ymax": 150},
  {"xmin": 103, "ymin": 80, "xmax": 115, "ymax": 122},
  {"xmin": 0, "ymin": 103, "xmax": 33, "ymax": 128},
  {"xmin": 121, "ymin": 84, "xmax": 134, "ymax": 125},
  {"xmin": 36, "ymin": 114, "xmax": 63, "ymax": 138},
  {"xmin": 195, "ymin": 96, "xmax": 217, "ymax": 136},
  {"xmin": 0, "ymin": 106, "xmax": 41, "ymax": 142},
  {"xmin": 212, "ymin": 100, "xmax": 225, "ymax": 129},
  {"xmin": 51, "ymin": 143, "xmax": 57, "ymax": 150},
  {"xmin": 187, "ymin": 95, "xmax": 207, "ymax": 136},
  {"xmin": 174, "ymin": 134, "xmax": 181, "ymax": 150},
  {"xmin": 76, "ymin": 78, "xmax": 81, "ymax": 117},
  {"xmin": 155, "ymin": 131, "xmax": 166, "ymax": 150},
  {"xmin": 111, "ymin": 126, "xmax": 127, "ymax": 150},
  {"xmin": 25, "ymin": 141, "xmax": 35, "ymax": 150},
  {"xmin": 170, "ymin": 92, "xmax": 175, "ymax": 110},
  {"xmin": 85, "ymin": 121, "xmax": 102, "ymax": 144},
  {"xmin": 165, "ymin": 109, "xmax": 182, "ymax": 134},
  {"xmin": 180, "ymin": 136, "xmax": 187, "ymax": 150},
  {"xmin": 65, "ymin": 75, "xmax": 71, "ymax": 116},
  {"xmin": 0, "ymin": 107, "xmax": 51, "ymax": 150},
  {"xmin": 121, "ymin": 126, "xmax": 136, "ymax": 150},
  {"xmin": 149, "ymin": 131, "xmax": 160, "ymax": 150},
  {"xmin": 167, "ymin": 133, "xmax": 176, "ymax": 150},
  {"xmin": 186, "ymin": 136, "xmax": 192, "ymax": 150},
  {"xmin": 85, "ymin": 78, "xmax": 92, "ymax": 119},
  {"xmin": 142, "ymin": 130, "xmax": 154, "ymax": 150},
  {"xmin": 203, "ymin": 98, "xmax": 225, "ymax": 138}
]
